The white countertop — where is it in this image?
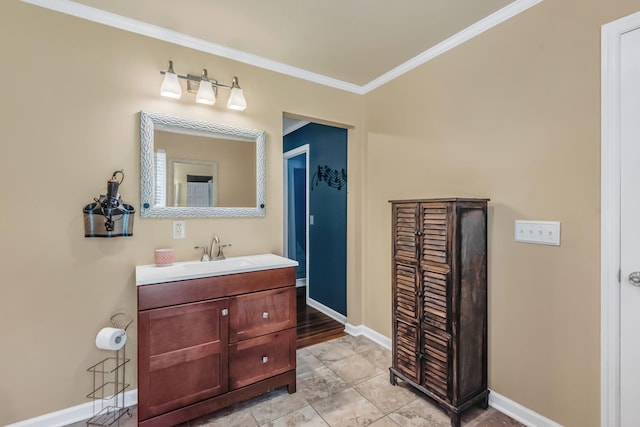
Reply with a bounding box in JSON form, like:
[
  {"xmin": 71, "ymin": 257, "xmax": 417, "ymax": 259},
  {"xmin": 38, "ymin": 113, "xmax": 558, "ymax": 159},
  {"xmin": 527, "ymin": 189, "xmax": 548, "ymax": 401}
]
[{"xmin": 136, "ymin": 253, "xmax": 298, "ymax": 286}]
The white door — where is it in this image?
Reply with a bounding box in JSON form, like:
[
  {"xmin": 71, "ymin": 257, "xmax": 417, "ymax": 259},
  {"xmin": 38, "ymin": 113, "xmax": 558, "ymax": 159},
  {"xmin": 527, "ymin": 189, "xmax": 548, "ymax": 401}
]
[
  {"xmin": 620, "ymin": 25, "xmax": 640, "ymax": 427},
  {"xmin": 283, "ymin": 145, "xmax": 310, "ymax": 287}
]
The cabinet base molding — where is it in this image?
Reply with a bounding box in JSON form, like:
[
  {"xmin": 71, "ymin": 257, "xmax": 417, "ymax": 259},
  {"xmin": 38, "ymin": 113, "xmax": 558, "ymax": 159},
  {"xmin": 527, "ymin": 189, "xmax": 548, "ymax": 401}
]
[
  {"xmin": 139, "ymin": 370, "xmax": 296, "ymax": 427},
  {"xmin": 390, "ymin": 368, "xmax": 489, "ymax": 427}
]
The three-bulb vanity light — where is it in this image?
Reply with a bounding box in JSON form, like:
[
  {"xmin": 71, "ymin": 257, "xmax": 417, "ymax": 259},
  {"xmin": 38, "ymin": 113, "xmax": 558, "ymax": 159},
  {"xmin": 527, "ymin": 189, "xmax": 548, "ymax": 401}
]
[{"xmin": 160, "ymin": 60, "xmax": 247, "ymax": 111}]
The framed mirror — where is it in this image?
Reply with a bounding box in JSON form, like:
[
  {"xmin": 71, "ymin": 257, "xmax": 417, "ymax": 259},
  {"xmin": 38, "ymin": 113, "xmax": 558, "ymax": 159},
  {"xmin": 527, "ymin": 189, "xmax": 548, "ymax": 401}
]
[{"xmin": 140, "ymin": 111, "xmax": 266, "ymax": 217}]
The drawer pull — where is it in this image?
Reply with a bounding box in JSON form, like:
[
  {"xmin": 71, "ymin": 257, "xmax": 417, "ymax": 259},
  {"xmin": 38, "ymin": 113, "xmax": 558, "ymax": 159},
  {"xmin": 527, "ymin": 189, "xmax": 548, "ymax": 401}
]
[
  {"xmin": 221, "ymin": 309, "xmax": 228, "ymax": 316},
  {"xmin": 262, "ymin": 356, "xmax": 269, "ymax": 364},
  {"xmin": 262, "ymin": 312, "xmax": 269, "ymax": 319}
]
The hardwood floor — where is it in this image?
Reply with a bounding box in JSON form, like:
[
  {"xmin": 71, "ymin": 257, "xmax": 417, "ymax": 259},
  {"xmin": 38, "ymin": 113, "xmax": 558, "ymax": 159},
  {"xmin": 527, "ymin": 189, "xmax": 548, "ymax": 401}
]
[{"xmin": 296, "ymin": 290, "xmax": 346, "ymax": 349}]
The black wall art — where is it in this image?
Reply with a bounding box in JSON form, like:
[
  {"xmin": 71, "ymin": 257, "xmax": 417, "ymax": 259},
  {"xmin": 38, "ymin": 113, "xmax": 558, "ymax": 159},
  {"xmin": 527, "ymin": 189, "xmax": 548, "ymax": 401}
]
[{"xmin": 312, "ymin": 165, "xmax": 347, "ymax": 191}]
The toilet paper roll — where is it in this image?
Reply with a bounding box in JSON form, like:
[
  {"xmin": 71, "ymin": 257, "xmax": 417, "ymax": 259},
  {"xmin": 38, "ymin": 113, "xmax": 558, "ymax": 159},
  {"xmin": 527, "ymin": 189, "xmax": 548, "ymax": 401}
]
[{"xmin": 95, "ymin": 327, "xmax": 127, "ymax": 351}]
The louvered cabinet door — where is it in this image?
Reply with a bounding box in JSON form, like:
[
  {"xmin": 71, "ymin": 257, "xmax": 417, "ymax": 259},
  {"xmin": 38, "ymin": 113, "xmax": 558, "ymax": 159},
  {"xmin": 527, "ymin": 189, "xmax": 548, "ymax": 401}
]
[
  {"xmin": 422, "ymin": 264, "xmax": 450, "ymax": 332},
  {"xmin": 393, "ymin": 261, "xmax": 421, "ymax": 383},
  {"xmin": 393, "ymin": 317, "xmax": 421, "ymax": 383},
  {"xmin": 422, "ymin": 325, "xmax": 452, "ymax": 401},
  {"xmin": 394, "ymin": 262, "xmax": 420, "ymax": 320},
  {"xmin": 421, "ymin": 203, "xmax": 450, "ymax": 264},
  {"xmin": 393, "ymin": 203, "xmax": 419, "ymax": 262}
]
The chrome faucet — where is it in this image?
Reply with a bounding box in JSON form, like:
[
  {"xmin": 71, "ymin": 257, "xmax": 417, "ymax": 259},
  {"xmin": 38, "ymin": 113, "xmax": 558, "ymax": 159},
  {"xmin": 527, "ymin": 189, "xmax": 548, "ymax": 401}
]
[
  {"xmin": 196, "ymin": 235, "xmax": 231, "ymax": 261},
  {"xmin": 210, "ymin": 235, "xmax": 224, "ymax": 260}
]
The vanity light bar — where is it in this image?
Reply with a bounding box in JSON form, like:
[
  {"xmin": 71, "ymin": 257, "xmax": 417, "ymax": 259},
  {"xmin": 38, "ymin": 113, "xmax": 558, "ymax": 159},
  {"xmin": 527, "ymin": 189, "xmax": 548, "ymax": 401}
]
[{"xmin": 160, "ymin": 60, "xmax": 247, "ymax": 111}]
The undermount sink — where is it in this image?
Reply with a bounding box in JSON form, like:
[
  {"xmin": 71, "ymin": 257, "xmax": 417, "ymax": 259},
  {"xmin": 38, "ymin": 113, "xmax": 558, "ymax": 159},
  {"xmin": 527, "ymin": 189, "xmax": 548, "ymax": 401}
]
[
  {"xmin": 135, "ymin": 253, "xmax": 298, "ymax": 286},
  {"xmin": 179, "ymin": 257, "xmax": 255, "ymax": 273}
]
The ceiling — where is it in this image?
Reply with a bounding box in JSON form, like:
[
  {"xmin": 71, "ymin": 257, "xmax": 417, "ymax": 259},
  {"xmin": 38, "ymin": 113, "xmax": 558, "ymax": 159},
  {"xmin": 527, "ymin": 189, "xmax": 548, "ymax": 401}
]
[{"xmin": 23, "ymin": 0, "xmax": 540, "ymax": 94}]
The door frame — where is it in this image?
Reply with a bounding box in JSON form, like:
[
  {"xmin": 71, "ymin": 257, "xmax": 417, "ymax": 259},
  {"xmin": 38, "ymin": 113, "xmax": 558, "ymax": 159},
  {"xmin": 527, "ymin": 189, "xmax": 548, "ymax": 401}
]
[
  {"xmin": 283, "ymin": 144, "xmax": 310, "ymax": 290},
  {"xmin": 601, "ymin": 10, "xmax": 640, "ymax": 427}
]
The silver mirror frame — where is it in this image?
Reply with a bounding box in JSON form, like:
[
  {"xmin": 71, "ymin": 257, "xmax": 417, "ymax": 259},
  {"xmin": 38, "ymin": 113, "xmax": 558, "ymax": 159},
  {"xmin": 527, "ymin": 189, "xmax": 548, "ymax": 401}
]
[{"xmin": 140, "ymin": 111, "xmax": 266, "ymax": 217}]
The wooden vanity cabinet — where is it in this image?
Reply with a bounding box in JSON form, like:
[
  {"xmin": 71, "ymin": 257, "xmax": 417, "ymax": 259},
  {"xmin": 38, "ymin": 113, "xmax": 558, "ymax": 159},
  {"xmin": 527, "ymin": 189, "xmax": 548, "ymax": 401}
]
[
  {"xmin": 137, "ymin": 267, "xmax": 297, "ymax": 427},
  {"xmin": 389, "ymin": 198, "xmax": 489, "ymax": 427}
]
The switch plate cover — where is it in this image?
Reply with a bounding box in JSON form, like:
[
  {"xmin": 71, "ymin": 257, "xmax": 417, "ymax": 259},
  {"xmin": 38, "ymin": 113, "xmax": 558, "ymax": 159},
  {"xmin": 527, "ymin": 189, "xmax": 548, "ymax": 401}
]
[{"xmin": 514, "ymin": 220, "xmax": 560, "ymax": 246}]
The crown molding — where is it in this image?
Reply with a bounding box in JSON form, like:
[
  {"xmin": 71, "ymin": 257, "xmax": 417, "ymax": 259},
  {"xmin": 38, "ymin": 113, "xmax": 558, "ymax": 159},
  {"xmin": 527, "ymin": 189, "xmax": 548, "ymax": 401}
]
[
  {"xmin": 20, "ymin": 0, "xmax": 364, "ymax": 93},
  {"xmin": 361, "ymin": 0, "xmax": 544, "ymax": 93},
  {"xmin": 21, "ymin": 0, "xmax": 542, "ymax": 95}
]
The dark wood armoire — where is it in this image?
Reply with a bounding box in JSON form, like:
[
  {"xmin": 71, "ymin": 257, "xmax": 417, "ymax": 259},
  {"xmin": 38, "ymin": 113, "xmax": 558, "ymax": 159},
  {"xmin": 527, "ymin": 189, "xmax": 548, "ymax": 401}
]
[{"xmin": 389, "ymin": 198, "xmax": 489, "ymax": 427}]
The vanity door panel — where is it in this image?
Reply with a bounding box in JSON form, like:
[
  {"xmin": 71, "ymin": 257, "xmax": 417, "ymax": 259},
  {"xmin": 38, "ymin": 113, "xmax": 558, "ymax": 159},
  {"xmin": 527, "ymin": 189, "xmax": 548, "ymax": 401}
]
[
  {"xmin": 229, "ymin": 328, "xmax": 296, "ymax": 389},
  {"xmin": 138, "ymin": 299, "xmax": 229, "ymax": 420},
  {"xmin": 229, "ymin": 287, "xmax": 296, "ymax": 342}
]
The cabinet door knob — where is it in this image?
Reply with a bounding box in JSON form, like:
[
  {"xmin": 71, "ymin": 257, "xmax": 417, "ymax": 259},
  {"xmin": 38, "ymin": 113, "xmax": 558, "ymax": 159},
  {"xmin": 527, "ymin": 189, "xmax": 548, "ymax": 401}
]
[
  {"xmin": 415, "ymin": 230, "xmax": 423, "ymax": 236},
  {"xmin": 262, "ymin": 312, "xmax": 269, "ymax": 319},
  {"xmin": 262, "ymin": 356, "xmax": 269, "ymax": 364},
  {"xmin": 221, "ymin": 309, "xmax": 228, "ymax": 316}
]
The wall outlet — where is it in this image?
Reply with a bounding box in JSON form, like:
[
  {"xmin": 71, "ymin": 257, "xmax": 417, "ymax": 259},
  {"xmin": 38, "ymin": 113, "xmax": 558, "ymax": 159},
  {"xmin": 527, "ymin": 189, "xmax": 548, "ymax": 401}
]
[
  {"xmin": 173, "ymin": 220, "xmax": 186, "ymax": 239},
  {"xmin": 515, "ymin": 220, "xmax": 560, "ymax": 246}
]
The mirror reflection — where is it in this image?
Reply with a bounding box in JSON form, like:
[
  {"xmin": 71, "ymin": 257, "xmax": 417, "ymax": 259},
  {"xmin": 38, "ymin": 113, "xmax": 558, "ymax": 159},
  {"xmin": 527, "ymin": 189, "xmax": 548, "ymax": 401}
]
[
  {"xmin": 154, "ymin": 130, "xmax": 256, "ymax": 208},
  {"xmin": 140, "ymin": 111, "xmax": 266, "ymax": 218}
]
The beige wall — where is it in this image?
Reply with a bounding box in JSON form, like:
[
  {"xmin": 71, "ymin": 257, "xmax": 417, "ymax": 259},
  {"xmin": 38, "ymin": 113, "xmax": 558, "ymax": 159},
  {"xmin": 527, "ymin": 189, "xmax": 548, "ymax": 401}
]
[
  {"xmin": 362, "ymin": 0, "xmax": 640, "ymax": 425},
  {"xmin": 0, "ymin": 2, "xmax": 363, "ymax": 424}
]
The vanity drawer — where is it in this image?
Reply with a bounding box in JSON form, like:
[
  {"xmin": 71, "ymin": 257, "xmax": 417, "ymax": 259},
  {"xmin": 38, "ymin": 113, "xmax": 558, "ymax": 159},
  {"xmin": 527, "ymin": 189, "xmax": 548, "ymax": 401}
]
[
  {"xmin": 229, "ymin": 287, "xmax": 296, "ymax": 342},
  {"xmin": 229, "ymin": 328, "xmax": 296, "ymax": 389}
]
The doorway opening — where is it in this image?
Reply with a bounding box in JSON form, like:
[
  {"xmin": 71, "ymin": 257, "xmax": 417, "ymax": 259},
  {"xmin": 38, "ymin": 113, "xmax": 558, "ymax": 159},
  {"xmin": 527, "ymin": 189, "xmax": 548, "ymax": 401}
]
[{"xmin": 283, "ymin": 116, "xmax": 348, "ymax": 346}]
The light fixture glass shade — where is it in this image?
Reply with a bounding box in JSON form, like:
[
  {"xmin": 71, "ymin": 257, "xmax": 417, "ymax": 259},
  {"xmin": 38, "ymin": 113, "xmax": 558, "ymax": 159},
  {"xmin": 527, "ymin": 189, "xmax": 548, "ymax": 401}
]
[
  {"xmin": 227, "ymin": 87, "xmax": 247, "ymax": 111},
  {"xmin": 227, "ymin": 76, "xmax": 247, "ymax": 111},
  {"xmin": 196, "ymin": 80, "xmax": 216, "ymax": 105},
  {"xmin": 160, "ymin": 68, "xmax": 182, "ymax": 99}
]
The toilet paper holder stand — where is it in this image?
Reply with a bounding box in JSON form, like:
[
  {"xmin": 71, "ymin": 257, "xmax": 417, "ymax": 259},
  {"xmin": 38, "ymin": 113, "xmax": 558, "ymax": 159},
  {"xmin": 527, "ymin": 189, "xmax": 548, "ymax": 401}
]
[{"xmin": 86, "ymin": 313, "xmax": 134, "ymax": 426}]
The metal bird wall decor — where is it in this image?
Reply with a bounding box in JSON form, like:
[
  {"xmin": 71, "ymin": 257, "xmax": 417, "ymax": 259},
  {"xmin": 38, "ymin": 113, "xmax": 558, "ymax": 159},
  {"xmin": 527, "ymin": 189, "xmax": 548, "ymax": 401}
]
[{"xmin": 312, "ymin": 165, "xmax": 347, "ymax": 191}]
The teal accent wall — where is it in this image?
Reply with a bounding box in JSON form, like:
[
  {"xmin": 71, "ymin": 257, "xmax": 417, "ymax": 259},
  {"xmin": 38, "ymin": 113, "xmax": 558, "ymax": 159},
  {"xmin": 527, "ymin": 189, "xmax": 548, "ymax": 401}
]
[{"xmin": 284, "ymin": 123, "xmax": 347, "ymax": 315}]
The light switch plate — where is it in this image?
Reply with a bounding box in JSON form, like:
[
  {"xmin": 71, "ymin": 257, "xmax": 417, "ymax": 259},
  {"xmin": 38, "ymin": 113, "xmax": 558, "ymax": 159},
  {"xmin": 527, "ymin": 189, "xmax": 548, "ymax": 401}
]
[{"xmin": 515, "ymin": 220, "xmax": 560, "ymax": 246}]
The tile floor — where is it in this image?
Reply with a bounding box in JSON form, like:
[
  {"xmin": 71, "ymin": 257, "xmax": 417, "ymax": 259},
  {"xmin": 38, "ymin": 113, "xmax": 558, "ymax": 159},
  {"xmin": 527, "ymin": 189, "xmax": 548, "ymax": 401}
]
[{"xmin": 71, "ymin": 335, "xmax": 524, "ymax": 427}]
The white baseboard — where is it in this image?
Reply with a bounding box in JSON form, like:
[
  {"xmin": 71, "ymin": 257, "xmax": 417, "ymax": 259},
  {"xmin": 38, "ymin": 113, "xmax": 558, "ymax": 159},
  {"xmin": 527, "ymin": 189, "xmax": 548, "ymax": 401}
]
[
  {"xmin": 489, "ymin": 390, "xmax": 563, "ymax": 427},
  {"xmin": 7, "ymin": 389, "xmax": 137, "ymax": 427},
  {"xmin": 344, "ymin": 323, "xmax": 392, "ymax": 350},
  {"xmin": 306, "ymin": 297, "xmax": 348, "ymax": 324}
]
